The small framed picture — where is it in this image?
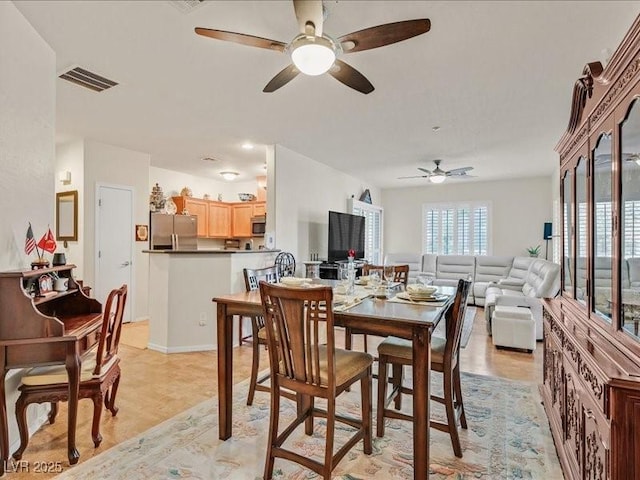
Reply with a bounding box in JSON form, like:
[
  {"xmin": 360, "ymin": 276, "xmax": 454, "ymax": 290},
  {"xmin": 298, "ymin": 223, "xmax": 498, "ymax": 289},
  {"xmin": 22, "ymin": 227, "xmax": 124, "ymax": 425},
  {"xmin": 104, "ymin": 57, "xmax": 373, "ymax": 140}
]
[
  {"xmin": 135, "ymin": 224, "xmax": 148, "ymax": 242},
  {"xmin": 38, "ymin": 274, "xmax": 54, "ymax": 296}
]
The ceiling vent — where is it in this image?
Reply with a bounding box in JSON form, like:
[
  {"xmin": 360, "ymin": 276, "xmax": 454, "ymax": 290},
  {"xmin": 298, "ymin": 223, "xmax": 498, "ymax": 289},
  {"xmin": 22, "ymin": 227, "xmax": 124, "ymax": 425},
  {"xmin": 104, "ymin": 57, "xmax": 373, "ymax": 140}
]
[
  {"xmin": 58, "ymin": 66, "xmax": 118, "ymax": 92},
  {"xmin": 168, "ymin": 0, "xmax": 207, "ymax": 14}
]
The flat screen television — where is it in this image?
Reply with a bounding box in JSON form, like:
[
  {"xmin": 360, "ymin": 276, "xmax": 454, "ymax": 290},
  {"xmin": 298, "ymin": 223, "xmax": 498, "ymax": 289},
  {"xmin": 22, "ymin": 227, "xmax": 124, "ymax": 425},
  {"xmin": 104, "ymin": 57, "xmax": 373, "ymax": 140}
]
[{"xmin": 327, "ymin": 211, "xmax": 365, "ymax": 263}]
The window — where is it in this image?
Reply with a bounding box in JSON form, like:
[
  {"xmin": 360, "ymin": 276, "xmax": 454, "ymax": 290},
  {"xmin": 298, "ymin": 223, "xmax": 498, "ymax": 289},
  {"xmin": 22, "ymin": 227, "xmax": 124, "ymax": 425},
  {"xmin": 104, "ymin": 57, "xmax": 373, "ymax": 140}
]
[
  {"xmin": 349, "ymin": 199, "xmax": 383, "ymax": 264},
  {"xmin": 422, "ymin": 202, "xmax": 490, "ymax": 255}
]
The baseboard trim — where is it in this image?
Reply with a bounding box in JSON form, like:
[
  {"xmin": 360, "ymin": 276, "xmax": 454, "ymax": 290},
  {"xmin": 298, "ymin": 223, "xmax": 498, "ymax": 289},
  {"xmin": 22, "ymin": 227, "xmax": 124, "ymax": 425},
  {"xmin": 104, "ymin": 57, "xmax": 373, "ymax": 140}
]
[{"xmin": 147, "ymin": 343, "xmax": 215, "ymax": 354}]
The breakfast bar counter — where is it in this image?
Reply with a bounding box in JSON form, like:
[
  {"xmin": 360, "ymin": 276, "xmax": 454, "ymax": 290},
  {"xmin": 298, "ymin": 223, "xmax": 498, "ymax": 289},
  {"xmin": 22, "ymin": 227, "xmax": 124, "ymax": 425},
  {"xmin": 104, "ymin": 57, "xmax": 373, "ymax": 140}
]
[{"xmin": 145, "ymin": 249, "xmax": 278, "ymax": 353}]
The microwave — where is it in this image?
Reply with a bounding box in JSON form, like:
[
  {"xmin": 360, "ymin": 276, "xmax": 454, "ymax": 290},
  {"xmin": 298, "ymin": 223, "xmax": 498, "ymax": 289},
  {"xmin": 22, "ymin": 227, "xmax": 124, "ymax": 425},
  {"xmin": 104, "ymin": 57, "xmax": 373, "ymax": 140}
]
[{"xmin": 250, "ymin": 215, "xmax": 266, "ymax": 237}]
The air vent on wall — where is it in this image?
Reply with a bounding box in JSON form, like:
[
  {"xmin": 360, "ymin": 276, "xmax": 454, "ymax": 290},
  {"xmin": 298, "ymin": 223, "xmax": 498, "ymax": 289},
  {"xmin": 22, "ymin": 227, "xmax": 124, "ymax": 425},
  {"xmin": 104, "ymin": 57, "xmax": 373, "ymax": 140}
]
[
  {"xmin": 168, "ymin": 0, "xmax": 207, "ymax": 14},
  {"xmin": 58, "ymin": 66, "xmax": 118, "ymax": 92}
]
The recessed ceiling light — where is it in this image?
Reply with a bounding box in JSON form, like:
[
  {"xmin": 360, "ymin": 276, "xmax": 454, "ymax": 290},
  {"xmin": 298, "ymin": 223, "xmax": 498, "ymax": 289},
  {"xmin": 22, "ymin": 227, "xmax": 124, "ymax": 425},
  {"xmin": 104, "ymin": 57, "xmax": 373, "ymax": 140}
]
[
  {"xmin": 220, "ymin": 171, "xmax": 239, "ymax": 181},
  {"xmin": 241, "ymin": 142, "xmax": 254, "ymax": 150},
  {"xmin": 432, "ymin": 126, "xmax": 441, "ymax": 132}
]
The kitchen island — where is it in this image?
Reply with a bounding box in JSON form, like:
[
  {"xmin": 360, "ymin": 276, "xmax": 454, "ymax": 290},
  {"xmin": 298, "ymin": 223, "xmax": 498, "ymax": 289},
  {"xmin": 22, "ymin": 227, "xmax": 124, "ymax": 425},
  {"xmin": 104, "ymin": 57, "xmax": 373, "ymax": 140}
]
[{"xmin": 145, "ymin": 249, "xmax": 279, "ymax": 353}]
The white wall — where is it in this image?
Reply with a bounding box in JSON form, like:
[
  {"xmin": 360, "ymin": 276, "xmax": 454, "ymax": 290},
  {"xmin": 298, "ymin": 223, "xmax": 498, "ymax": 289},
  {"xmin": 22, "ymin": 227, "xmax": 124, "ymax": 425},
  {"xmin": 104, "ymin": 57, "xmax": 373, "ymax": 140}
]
[
  {"xmin": 149, "ymin": 166, "xmax": 259, "ymax": 203},
  {"xmin": 83, "ymin": 140, "xmax": 150, "ymax": 321},
  {"xmin": 382, "ymin": 176, "xmax": 554, "ymax": 258},
  {"xmin": 273, "ymin": 145, "xmax": 381, "ymax": 272},
  {"xmin": 55, "ymin": 140, "xmax": 85, "ymax": 278},
  {"xmin": 0, "ymin": 0, "xmax": 56, "ymax": 451}
]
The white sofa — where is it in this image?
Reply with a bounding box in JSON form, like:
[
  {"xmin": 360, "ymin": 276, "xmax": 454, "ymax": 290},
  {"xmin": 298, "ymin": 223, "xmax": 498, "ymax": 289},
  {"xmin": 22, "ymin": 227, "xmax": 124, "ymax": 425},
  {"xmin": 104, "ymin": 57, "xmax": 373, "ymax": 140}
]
[{"xmin": 384, "ymin": 253, "xmax": 561, "ymax": 341}]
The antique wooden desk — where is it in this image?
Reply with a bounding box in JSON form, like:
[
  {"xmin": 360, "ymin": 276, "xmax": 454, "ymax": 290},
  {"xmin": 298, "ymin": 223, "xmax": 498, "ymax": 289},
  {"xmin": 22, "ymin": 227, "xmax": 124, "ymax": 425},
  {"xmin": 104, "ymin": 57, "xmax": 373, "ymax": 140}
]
[
  {"xmin": 0, "ymin": 265, "xmax": 102, "ymax": 474},
  {"xmin": 213, "ymin": 285, "xmax": 454, "ymax": 480}
]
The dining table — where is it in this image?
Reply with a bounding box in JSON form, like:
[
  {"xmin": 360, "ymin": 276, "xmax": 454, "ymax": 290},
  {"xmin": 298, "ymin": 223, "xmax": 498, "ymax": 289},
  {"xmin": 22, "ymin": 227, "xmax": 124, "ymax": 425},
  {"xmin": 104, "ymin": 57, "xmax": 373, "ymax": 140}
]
[{"xmin": 212, "ymin": 283, "xmax": 455, "ymax": 480}]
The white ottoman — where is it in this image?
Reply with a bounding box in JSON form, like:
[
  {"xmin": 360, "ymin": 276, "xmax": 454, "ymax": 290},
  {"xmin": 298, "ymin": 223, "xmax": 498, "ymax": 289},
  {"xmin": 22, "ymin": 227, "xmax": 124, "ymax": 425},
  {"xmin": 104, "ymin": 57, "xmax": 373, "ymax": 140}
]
[{"xmin": 491, "ymin": 305, "xmax": 536, "ymax": 352}]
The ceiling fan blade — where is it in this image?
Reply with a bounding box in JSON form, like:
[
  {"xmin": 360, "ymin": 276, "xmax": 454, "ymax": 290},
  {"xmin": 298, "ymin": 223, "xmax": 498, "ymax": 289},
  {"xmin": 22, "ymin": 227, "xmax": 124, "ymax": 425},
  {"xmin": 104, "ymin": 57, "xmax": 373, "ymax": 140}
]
[
  {"xmin": 195, "ymin": 28, "xmax": 286, "ymax": 52},
  {"xmin": 398, "ymin": 175, "xmax": 429, "ymax": 179},
  {"xmin": 417, "ymin": 167, "xmax": 432, "ymax": 175},
  {"xmin": 293, "ymin": 0, "xmax": 324, "ymax": 36},
  {"xmin": 338, "ymin": 19, "xmax": 431, "ymax": 54},
  {"xmin": 328, "ymin": 60, "xmax": 374, "ymax": 94},
  {"xmin": 263, "ymin": 65, "xmax": 300, "ymax": 93},
  {"xmin": 446, "ymin": 166, "xmax": 474, "ymax": 176}
]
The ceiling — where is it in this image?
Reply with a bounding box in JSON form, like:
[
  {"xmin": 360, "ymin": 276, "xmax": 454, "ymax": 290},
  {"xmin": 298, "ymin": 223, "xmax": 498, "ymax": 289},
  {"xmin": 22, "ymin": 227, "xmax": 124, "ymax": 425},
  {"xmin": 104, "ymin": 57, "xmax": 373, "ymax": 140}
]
[{"xmin": 13, "ymin": 0, "xmax": 640, "ymax": 188}]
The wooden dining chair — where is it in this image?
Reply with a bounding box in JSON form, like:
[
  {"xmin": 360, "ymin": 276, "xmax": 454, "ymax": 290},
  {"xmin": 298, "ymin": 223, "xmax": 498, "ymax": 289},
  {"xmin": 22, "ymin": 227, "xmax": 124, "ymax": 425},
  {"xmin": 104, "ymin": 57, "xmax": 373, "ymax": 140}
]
[
  {"xmin": 347, "ymin": 264, "xmax": 411, "ymax": 353},
  {"xmin": 259, "ymin": 282, "xmax": 373, "ymax": 479},
  {"xmin": 13, "ymin": 284, "xmax": 127, "ymax": 459},
  {"xmin": 242, "ymin": 266, "xmax": 279, "ymax": 406},
  {"xmin": 376, "ymin": 279, "xmax": 471, "ymax": 458}
]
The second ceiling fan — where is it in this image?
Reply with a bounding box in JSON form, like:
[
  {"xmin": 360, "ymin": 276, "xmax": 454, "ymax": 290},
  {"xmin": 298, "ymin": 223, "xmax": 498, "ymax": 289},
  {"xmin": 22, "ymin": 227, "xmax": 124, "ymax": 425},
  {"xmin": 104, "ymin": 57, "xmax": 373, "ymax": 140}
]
[
  {"xmin": 399, "ymin": 160, "xmax": 474, "ymax": 184},
  {"xmin": 195, "ymin": 0, "xmax": 431, "ymax": 94}
]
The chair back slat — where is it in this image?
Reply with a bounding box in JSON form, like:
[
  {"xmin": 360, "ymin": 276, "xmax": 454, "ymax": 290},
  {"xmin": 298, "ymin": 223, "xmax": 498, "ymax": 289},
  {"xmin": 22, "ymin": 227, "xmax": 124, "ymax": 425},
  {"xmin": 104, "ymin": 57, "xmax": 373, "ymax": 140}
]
[
  {"xmin": 94, "ymin": 284, "xmax": 127, "ymax": 376},
  {"xmin": 260, "ymin": 283, "xmax": 335, "ymax": 391},
  {"xmin": 444, "ymin": 279, "xmax": 471, "ymax": 362}
]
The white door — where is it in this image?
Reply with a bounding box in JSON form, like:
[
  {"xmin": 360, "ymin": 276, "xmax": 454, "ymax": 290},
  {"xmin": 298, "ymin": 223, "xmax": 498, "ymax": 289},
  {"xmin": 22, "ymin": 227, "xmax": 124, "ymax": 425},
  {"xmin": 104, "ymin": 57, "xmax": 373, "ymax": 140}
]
[{"xmin": 95, "ymin": 184, "xmax": 133, "ymax": 322}]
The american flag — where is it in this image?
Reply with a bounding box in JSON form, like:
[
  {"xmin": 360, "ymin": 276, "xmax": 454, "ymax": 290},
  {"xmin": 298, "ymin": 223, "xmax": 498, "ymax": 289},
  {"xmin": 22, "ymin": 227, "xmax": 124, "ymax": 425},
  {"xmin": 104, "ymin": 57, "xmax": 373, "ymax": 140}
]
[{"xmin": 25, "ymin": 223, "xmax": 36, "ymax": 255}]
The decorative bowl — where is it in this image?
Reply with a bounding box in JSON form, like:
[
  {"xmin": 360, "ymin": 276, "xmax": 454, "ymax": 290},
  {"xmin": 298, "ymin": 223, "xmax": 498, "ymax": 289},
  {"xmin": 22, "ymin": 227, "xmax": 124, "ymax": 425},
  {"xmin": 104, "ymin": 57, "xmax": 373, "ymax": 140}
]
[{"xmin": 238, "ymin": 193, "xmax": 256, "ymax": 202}]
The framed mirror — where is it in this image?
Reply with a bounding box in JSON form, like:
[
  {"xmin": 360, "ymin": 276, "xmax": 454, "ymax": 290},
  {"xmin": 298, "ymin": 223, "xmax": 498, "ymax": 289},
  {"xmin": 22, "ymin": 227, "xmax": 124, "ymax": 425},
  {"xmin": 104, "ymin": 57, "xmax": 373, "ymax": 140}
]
[{"xmin": 56, "ymin": 190, "xmax": 78, "ymax": 242}]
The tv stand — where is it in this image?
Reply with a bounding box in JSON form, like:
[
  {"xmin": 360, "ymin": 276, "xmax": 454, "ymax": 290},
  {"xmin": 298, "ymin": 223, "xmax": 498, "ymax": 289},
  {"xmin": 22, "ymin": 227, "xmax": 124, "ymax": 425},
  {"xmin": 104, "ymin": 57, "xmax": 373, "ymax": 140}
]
[{"xmin": 319, "ymin": 260, "xmax": 365, "ymax": 280}]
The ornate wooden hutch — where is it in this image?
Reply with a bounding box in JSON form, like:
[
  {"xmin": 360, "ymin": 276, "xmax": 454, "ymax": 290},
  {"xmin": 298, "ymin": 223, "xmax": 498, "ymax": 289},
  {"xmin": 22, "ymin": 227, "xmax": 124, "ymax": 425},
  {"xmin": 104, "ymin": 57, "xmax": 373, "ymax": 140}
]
[{"xmin": 542, "ymin": 15, "xmax": 640, "ymax": 480}]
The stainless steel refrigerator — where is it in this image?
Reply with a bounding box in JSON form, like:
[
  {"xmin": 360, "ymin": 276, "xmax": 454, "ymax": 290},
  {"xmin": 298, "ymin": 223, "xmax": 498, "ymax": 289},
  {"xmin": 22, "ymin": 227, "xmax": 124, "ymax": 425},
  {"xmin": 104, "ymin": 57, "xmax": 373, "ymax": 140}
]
[{"xmin": 150, "ymin": 213, "xmax": 197, "ymax": 250}]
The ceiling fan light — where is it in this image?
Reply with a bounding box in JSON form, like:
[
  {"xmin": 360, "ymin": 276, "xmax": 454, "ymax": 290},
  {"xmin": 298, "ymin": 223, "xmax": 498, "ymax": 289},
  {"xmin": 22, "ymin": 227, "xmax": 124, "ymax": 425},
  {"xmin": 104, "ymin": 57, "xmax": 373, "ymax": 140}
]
[
  {"xmin": 429, "ymin": 174, "xmax": 446, "ymax": 184},
  {"xmin": 290, "ymin": 37, "xmax": 336, "ymax": 76}
]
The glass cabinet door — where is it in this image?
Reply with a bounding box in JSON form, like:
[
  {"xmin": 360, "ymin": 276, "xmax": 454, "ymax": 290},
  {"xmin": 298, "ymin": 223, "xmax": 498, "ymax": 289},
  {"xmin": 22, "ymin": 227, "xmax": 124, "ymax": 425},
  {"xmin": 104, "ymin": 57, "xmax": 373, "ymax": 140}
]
[
  {"xmin": 575, "ymin": 157, "xmax": 588, "ymax": 306},
  {"xmin": 563, "ymin": 170, "xmax": 573, "ymax": 296},
  {"xmin": 620, "ymin": 98, "xmax": 640, "ymax": 338},
  {"xmin": 592, "ymin": 133, "xmax": 613, "ymax": 322}
]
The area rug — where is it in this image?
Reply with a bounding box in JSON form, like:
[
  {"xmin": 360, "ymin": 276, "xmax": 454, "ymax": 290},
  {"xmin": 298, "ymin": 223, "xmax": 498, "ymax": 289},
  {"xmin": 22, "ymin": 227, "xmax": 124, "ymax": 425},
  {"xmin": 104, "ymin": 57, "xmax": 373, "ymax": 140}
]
[
  {"xmin": 54, "ymin": 370, "xmax": 560, "ymax": 480},
  {"xmin": 433, "ymin": 306, "xmax": 476, "ymax": 348}
]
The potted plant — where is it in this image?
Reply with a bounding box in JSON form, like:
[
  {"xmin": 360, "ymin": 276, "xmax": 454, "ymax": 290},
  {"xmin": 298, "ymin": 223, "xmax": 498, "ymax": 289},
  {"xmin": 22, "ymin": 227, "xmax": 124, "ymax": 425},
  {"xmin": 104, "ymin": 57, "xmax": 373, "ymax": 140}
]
[{"xmin": 527, "ymin": 245, "xmax": 541, "ymax": 257}]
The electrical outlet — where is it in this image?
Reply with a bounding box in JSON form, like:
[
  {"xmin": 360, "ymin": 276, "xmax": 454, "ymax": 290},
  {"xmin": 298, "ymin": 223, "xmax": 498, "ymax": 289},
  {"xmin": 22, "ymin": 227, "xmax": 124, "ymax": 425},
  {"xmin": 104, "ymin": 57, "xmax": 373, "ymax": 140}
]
[{"xmin": 199, "ymin": 312, "xmax": 206, "ymax": 326}]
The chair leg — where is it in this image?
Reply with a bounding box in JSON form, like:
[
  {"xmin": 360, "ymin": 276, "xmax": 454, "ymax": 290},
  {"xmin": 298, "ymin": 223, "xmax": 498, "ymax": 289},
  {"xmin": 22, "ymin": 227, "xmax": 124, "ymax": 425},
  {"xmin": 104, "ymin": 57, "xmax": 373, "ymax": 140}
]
[
  {"xmin": 91, "ymin": 393, "xmax": 104, "ymax": 448},
  {"xmin": 303, "ymin": 395, "xmax": 315, "ymax": 436},
  {"xmin": 361, "ymin": 368, "xmax": 372, "ymax": 454},
  {"xmin": 263, "ymin": 385, "xmax": 281, "ymax": 480},
  {"xmin": 376, "ymin": 357, "xmax": 388, "ymax": 438},
  {"xmin": 12, "ymin": 396, "xmax": 29, "ymax": 461},
  {"xmin": 453, "ymin": 363, "xmax": 467, "ymax": 429},
  {"xmin": 324, "ymin": 397, "xmax": 336, "ymax": 479},
  {"xmin": 48, "ymin": 402, "xmax": 58, "ymax": 424},
  {"xmin": 246, "ymin": 338, "xmax": 260, "ymax": 406},
  {"xmin": 443, "ymin": 370, "xmax": 463, "ymax": 458},
  {"xmin": 345, "ymin": 327, "xmax": 353, "ymax": 351},
  {"xmin": 392, "ymin": 363, "xmax": 403, "ymax": 410},
  {"xmin": 238, "ymin": 315, "xmax": 243, "ymax": 346},
  {"xmin": 107, "ymin": 374, "xmax": 121, "ymax": 416},
  {"xmin": 362, "ymin": 334, "xmax": 369, "ymax": 353}
]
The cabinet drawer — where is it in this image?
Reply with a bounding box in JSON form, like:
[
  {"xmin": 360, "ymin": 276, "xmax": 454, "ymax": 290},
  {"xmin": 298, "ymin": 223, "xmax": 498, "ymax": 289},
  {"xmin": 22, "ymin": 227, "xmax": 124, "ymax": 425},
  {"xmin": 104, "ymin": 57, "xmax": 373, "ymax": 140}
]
[
  {"xmin": 563, "ymin": 335, "xmax": 608, "ymax": 417},
  {"xmin": 81, "ymin": 328, "xmax": 100, "ymax": 353}
]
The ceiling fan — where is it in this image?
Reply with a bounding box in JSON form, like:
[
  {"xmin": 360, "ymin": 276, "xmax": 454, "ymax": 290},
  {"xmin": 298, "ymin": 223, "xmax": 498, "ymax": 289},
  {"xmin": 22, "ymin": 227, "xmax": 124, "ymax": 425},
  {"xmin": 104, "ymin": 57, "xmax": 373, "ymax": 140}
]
[
  {"xmin": 194, "ymin": 0, "xmax": 431, "ymax": 94},
  {"xmin": 398, "ymin": 160, "xmax": 474, "ymax": 184}
]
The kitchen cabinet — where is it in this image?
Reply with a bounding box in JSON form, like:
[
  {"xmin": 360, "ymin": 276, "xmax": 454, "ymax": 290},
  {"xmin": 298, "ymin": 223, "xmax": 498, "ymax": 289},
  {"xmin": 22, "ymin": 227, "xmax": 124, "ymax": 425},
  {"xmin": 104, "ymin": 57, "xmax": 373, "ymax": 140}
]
[
  {"xmin": 172, "ymin": 197, "xmax": 264, "ymax": 238},
  {"xmin": 172, "ymin": 197, "xmax": 208, "ymax": 237},
  {"xmin": 231, "ymin": 203, "xmax": 253, "ymax": 238},
  {"xmin": 208, "ymin": 202, "xmax": 230, "ymax": 238},
  {"xmin": 253, "ymin": 203, "xmax": 266, "ymax": 216},
  {"xmin": 230, "ymin": 201, "xmax": 265, "ymax": 238}
]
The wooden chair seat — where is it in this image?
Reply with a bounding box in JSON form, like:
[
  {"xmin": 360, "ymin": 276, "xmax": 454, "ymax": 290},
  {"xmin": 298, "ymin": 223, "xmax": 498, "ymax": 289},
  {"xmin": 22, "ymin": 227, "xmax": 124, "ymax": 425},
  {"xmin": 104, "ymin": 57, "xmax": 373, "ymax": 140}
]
[
  {"xmin": 377, "ymin": 336, "xmax": 447, "ymax": 364},
  {"xmin": 20, "ymin": 350, "xmax": 118, "ymax": 386},
  {"xmin": 13, "ymin": 285, "xmax": 127, "ymax": 459},
  {"xmin": 260, "ymin": 282, "xmax": 373, "ymax": 479},
  {"xmin": 376, "ymin": 279, "xmax": 471, "ymax": 458}
]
